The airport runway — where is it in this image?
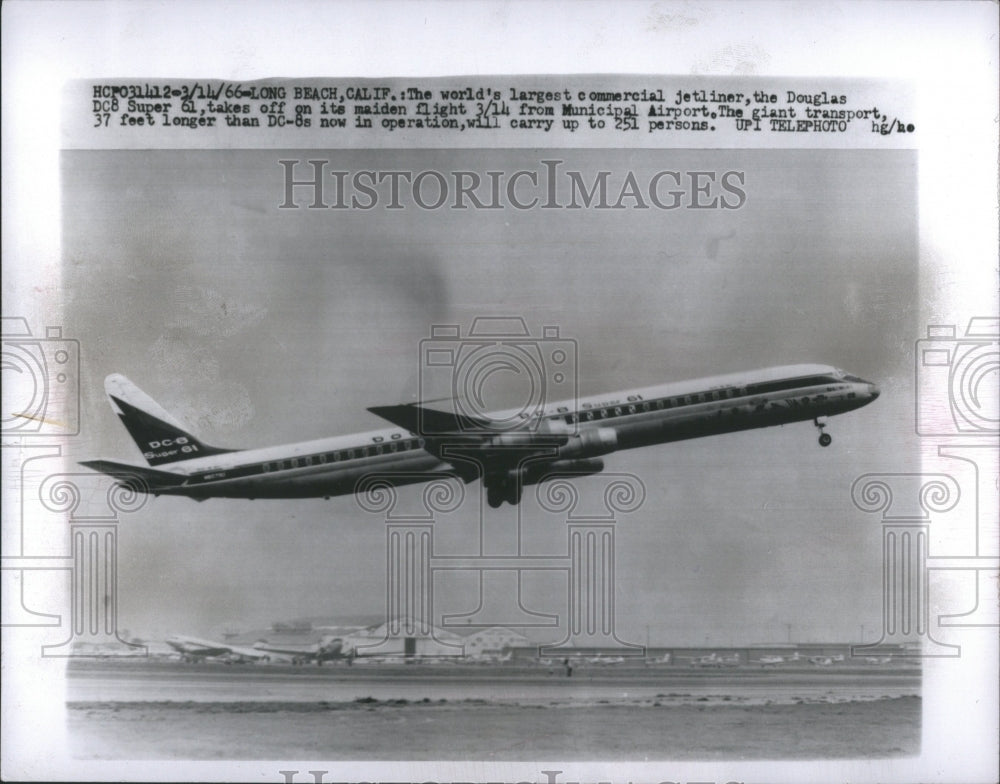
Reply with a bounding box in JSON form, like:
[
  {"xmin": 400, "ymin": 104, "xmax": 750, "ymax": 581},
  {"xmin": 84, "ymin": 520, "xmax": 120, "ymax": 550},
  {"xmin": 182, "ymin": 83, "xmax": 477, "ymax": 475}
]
[
  {"xmin": 67, "ymin": 659, "xmax": 920, "ymax": 705},
  {"xmin": 66, "ymin": 660, "xmax": 922, "ymax": 760}
]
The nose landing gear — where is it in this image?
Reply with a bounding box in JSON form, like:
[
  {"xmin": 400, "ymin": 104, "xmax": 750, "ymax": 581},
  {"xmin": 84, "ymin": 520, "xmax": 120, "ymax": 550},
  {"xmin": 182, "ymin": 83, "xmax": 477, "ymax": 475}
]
[{"xmin": 814, "ymin": 417, "xmax": 832, "ymax": 447}]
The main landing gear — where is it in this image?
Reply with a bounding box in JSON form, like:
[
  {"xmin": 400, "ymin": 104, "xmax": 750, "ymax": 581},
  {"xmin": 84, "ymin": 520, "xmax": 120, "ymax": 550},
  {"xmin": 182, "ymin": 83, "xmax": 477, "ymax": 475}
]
[
  {"xmin": 814, "ymin": 417, "xmax": 832, "ymax": 447},
  {"xmin": 485, "ymin": 473, "xmax": 523, "ymax": 508}
]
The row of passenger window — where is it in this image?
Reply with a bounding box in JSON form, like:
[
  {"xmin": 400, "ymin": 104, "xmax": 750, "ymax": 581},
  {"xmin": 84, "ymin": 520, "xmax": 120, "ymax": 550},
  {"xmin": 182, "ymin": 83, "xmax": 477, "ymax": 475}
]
[
  {"xmin": 261, "ymin": 437, "xmax": 425, "ymax": 473},
  {"xmin": 744, "ymin": 375, "xmax": 840, "ymax": 396},
  {"xmin": 260, "ymin": 382, "xmax": 842, "ymax": 473},
  {"xmin": 558, "ymin": 387, "xmax": 750, "ymax": 424}
]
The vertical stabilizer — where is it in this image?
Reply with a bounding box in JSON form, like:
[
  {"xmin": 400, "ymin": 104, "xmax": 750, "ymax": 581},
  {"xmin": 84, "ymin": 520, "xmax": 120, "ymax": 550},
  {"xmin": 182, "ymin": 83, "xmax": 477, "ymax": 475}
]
[{"xmin": 104, "ymin": 374, "xmax": 236, "ymax": 466}]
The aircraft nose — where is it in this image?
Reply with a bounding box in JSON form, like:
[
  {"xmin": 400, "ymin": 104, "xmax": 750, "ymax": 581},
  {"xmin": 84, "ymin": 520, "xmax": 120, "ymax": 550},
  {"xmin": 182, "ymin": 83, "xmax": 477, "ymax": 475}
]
[{"xmin": 868, "ymin": 382, "xmax": 880, "ymax": 399}]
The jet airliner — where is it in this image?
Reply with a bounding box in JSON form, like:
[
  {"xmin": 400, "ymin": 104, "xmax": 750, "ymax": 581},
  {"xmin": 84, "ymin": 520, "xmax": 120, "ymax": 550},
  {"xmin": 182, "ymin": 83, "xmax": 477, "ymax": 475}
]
[{"xmin": 81, "ymin": 364, "xmax": 879, "ymax": 507}]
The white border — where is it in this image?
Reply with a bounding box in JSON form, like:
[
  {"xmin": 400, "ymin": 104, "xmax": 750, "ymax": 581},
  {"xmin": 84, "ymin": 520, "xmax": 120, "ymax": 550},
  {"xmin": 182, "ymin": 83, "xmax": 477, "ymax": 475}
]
[{"xmin": 3, "ymin": 1, "xmax": 998, "ymax": 781}]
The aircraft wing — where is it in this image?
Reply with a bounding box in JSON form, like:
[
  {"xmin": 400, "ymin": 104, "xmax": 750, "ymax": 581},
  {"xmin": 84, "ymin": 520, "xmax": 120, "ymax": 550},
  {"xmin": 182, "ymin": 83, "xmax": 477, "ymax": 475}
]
[
  {"xmin": 253, "ymin": 636, "xmax": 346, "ymax": 660},
  {"xmin": 167, "ymin": 636, "xmax": 239, "ymax": 658},
  {"xmin": 367, "ymin": 403, "xmax": 493, "ymax": 435},
  {"xmin": 224, "ymin": 645, "xmax": 273, "ymax": 661},
  {"xmin": 368, "ymin": 403, "xmax": 573, "ymax": 473}
]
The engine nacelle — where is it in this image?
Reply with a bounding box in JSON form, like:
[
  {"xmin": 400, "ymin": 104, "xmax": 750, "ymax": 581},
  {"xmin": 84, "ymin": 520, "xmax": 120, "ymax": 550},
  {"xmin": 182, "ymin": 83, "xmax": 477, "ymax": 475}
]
[
  {"xmin": 488, "ymin": 430, "xmax": 559, "ymax": 449},
  {"xmin": 558, "ymin": 427, "xmax": 618, "ymax": 460},
  {"xmin": 523, "ymin": 458, "xmax": 605, "ymax": 486}
]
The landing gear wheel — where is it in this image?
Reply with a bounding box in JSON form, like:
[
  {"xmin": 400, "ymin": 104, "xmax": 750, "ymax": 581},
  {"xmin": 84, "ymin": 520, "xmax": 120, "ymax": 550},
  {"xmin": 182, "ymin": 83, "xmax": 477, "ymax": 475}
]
[
  {"xmin": 486, "ymin": 473, "xmax": 523, "ymax": 507},
  {"xmin": 505, "ymin": 481, "xmax": 522, "ymax": 506},
  {"xmin": 813, "ymin": 417, "xmax": 831, "ymax": 447}
]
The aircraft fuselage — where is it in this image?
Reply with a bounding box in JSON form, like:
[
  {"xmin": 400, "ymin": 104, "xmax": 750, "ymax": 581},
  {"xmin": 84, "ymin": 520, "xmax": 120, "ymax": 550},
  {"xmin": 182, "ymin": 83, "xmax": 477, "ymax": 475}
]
[{"xmin": 98, "ymin": 363, "xmax": 878, "ymax": 502}]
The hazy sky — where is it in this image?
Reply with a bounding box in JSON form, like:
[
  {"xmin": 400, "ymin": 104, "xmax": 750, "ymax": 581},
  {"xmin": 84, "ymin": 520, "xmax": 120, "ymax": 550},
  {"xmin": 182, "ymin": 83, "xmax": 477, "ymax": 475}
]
[{"xmin": 59, "ymin": 147, "xmax": 917, "ymax": 644}]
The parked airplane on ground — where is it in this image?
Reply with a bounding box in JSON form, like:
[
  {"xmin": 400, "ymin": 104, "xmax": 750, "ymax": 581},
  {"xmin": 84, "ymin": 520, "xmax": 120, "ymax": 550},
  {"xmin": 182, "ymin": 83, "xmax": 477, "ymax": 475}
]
[
  {"xmin": 252, "ymin": 635, "xmax": 350, "ymax": 664},
  {"xmin": 166, "ymin": 633, "xmax": 347, "ymax": 664},
  {"xmin": 586, "ymin": 655, "xmax": 627, "ymax": 665},
  {"xmin": 685, "ymin": 652, "xmax": 740, "ymax": 668},
  {"xmin": 753, "ymin": 652, "xmax": 803, "ymax": 666},
  {"xmin": 165, "ymin": 635, "xmax": 272, "ymax": 663},
  {"xmin": 82, "ymin": 364, "xmax": 879, "ymax": 507}
]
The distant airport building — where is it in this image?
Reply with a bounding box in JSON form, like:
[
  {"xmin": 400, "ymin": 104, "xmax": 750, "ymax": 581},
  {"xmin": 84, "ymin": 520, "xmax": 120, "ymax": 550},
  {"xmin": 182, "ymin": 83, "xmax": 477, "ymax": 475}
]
[
  {"xmin": 157, "ymin": 614, "xmax": 923, "ymax": 666},
  {"xmin": 461, "ymin": 627, "xmax": 529, "ymax": 660},
  {"xmin": 345, "ymin": 617, "xmax": 466, "ymax": 658}
]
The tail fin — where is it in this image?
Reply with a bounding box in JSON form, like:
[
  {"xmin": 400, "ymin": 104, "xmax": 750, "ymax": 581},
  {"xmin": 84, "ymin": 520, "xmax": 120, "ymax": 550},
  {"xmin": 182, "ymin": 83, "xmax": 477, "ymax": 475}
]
[{"xmin": 104, "ymin": 374, "xmax": 236, "ymax": 466}]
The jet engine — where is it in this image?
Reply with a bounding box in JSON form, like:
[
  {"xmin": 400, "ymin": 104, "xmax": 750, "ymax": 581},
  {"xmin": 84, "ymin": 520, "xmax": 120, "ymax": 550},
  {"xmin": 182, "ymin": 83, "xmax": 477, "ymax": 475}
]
[
  {"xmin": 523, "ymin": 457, "xmax": 605, "ymax": 486},
  {"xmin": 485, "ymin": 457, "xmax": 607, "ymax": 507},
  {"xmin": 558, "ymin": 427, "xmax": 618, "ymax": 459}
]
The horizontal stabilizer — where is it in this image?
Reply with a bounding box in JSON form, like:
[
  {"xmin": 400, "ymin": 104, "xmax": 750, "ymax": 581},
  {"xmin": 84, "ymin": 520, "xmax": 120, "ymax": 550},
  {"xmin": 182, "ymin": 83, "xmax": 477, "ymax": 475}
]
[
  {"xmin": 79, "ymin": 459, "xmax": 188, "ymax": 490},
  {"xmin": 368, "ymin": 403, "xmax": 491, "ymax": 435}
]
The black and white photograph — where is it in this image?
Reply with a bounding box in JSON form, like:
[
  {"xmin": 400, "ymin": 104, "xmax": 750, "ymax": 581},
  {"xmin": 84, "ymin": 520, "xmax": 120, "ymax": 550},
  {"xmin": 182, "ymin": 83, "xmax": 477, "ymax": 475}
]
[{"xmin": 2, "ymin": 3, "xmax": 997, "ymax": 782}]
